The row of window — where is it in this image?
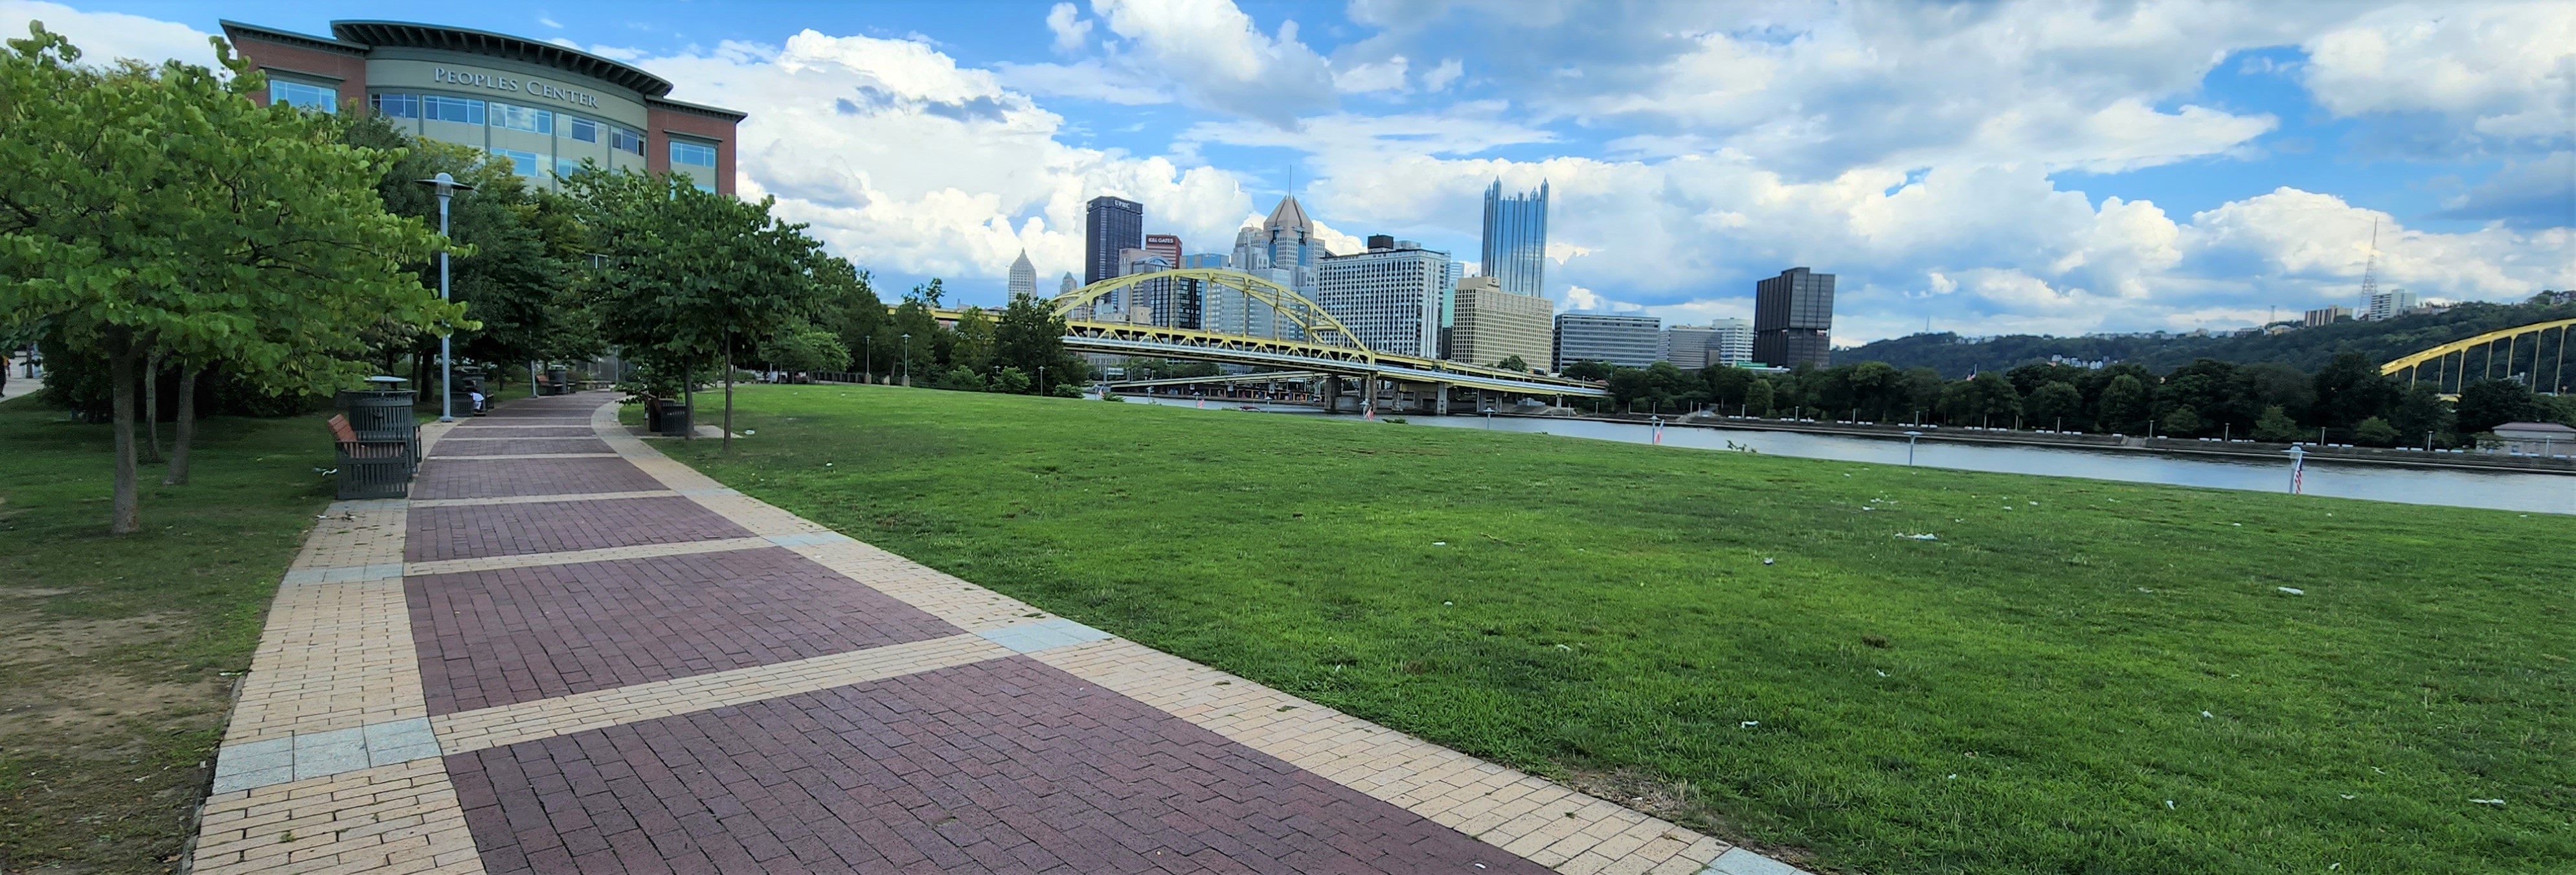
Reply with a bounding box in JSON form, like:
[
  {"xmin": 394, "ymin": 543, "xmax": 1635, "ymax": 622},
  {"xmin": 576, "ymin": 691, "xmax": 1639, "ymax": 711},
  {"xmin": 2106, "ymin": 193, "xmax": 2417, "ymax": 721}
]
[{"xmin": 368, "ymin": 92, "xmax": 650, "ymax": 157}]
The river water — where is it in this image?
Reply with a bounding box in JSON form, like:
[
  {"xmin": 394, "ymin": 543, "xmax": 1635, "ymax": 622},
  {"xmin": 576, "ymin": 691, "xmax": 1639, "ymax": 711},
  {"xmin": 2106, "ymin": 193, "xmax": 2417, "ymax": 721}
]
[{"xmin": 1113, "ymin": 395, "xmax": 2573, "ymax": 515}]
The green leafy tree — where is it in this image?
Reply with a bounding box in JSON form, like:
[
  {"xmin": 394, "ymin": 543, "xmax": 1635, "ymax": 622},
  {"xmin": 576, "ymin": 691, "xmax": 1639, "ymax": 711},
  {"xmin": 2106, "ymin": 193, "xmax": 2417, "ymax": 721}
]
[
  {"xmin": 814, "ymin": 258, "xmax": 885, "ymax": 374},
  {"xmin": 0, "ymin": 25, "xmax": 458, "ymax": 530},
  {"xmin": 1562, "ymin": 359, "xmax": 1614, "ymax": 381},
  {"xmin": 1900, "ymin": 367, "xmax": 1945, "ymax": 422},
  {"xmin": 1744, "ymin": 378, "xmax": 1775, "ymax": 417},
  {"xmin": 1704, "ymin": 365, "xmax": 1754, "ymax": 407},
  {"xmin": 567, "ymin": 168, "xmax": 829, "ymax": 449},
  {"xmin": 991, "ymin": 291, "xmax": 1081, "ymax": 394},
  {"xmin": 2353, "ymin": 416, "xmax": 2400, "ymax": 447},
  {"xmin": 2252, "ymin": 405, "xmax": 2304, "ymax": 442},
  {"xmin": 1939, "ymin": 370, "xmax": 2022, "ymax": 427},
  {"xmin": 2387, "ymin": 383, "xmax": 2454, "ymax": 447},
  {"xmin": 2160, "ymin": 405, "xmax": 2202, "ymax": 437},
  {"xmin": 1495, "ymin": 354, "xmax": 1528, "ymax": 372},
  {"xmin": 2026, "ymin": 381, "xmax": 2084, "ymax": 430},
  {"xmin": 2095, "ymin": 374, "xmax": 2151, "ymax": 433},
  {"xmin": 756, "ymin": 321, "xmax": 850, "ymax": 374},
  {"xmin": 2454, "ymin": 378, "xmax": 2539, "ymax": 435},
  {"xmin": 2311, "ymin": 352, "xmax": 2399, "ymax": 429}
]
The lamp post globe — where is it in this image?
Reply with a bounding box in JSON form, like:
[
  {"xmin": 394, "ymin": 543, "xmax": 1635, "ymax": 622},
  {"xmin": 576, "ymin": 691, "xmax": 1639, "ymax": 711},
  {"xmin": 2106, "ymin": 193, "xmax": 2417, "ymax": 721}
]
[{"xmin": 412, "ymin": 172, "xmax": 476, "ymax": 422}]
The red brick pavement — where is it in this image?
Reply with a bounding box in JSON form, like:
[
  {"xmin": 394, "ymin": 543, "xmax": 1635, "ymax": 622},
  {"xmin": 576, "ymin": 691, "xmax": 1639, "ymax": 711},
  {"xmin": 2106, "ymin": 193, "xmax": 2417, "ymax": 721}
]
[
  {"xmin": 409, "ymin": 548, "xmax": 960, "ymax": 714},
  {"xmin": 447, "ymin": 658, "xmax": 1558, "ymax": 875},
  {"xmin": 405, "ymin": 497, "xmax": 751, "ymax": 562},
  {"xmin": 412, "ymin": 456, "xmax": 668, "ymax": 499},
  {"xmin": 427, "ymin": 437, "xmax": 615, "ymax": 457},
  {"xmin": 444, "ymin": 426, "xmax": 598, "ymax": 437}
]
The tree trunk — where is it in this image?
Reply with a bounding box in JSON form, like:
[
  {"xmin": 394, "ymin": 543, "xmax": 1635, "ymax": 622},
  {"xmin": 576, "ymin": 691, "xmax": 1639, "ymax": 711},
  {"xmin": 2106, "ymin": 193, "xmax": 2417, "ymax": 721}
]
[
  {"xmin": 165, "ymin": 365, "xmax": 200, "ymax": 485},
  {"xmin": 141, "ymin": 348, "xmax": 165, "ymax": 464},
  {"xmin": 722, "ymin": 341, "xmax": 734, "ymax": 452},
  {"xmin": 106, "ymin": 335, "xmax": 141, "ymax": 535}
]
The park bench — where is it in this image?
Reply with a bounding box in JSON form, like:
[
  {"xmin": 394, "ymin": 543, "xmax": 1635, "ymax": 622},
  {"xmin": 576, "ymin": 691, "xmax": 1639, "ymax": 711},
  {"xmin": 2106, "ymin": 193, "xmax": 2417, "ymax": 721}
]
[
  {"xmin": 534, "ymin": 376, "xmax": 569, "ymax": 396},
  {"xmin": 328, "ymin": 413, "xmax": 415, "ymax": 499}
]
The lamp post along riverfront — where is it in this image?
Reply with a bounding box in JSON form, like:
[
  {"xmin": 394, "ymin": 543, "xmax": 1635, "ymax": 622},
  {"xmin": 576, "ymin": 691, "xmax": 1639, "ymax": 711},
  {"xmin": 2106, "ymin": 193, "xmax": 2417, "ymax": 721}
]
[{"xmin": 415, "ymin": 172, "xmax": 475, "ymax": 422}]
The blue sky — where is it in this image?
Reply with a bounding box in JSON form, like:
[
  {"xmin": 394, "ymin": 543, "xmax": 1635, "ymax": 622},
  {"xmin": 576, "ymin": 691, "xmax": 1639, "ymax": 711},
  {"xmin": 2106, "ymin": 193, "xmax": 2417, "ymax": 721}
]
[{"xmin": 14, "ymin": 0, "xmax": 2575, "ymax": 343}]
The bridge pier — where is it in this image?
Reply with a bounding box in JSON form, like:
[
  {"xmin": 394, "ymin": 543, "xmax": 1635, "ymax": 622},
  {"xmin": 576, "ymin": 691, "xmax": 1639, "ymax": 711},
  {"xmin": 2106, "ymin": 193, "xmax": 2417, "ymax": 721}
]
[
  {"xmin": 1434, "ymin": 384, "xmax": 1450, "ymax": 416},
  {"xmin": 1322, "ymin": 375, "xmax": 1345, "ymax": 414}
]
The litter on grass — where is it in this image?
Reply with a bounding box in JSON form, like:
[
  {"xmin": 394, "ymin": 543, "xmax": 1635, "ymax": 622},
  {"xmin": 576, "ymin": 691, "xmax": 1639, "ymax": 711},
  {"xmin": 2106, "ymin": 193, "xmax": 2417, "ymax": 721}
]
[
  {"xmin": 2201, "ymin": 710, "xmax": 2215, "ymax": 718},
  {"xmin": 1899, "ymin": 532, "xmax": 1939, "ymax": 541},
  {"xmin": 2470, "ymin": 798, "xmax": 2507, "ymax": 806},
  {"xmin": 1762, "ymin": 558, "xmax": 1776, "ymax": 565},
  {"xmin": 1740, "ymin": 721, "xmax": 1759, "ymax": 727},
  {"xmin": 2278, "ymin": 587, "xmax": 2305, "ymax": 595},
  {"xmin": 1432, "ymin": 541, "xmax": 1447, "ymax": 546}
]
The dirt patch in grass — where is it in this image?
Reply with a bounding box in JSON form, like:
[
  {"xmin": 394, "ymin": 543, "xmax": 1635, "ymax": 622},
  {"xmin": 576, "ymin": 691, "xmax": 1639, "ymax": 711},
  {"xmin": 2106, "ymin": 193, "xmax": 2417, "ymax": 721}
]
[{"xmin": 1559, "ymin": 766, "xmax": 1829, "ymax": 872}]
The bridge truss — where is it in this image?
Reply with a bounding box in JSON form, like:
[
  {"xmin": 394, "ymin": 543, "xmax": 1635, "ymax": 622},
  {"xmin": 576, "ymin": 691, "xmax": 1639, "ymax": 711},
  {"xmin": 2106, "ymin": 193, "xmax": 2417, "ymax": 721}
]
[
  {"xmin": 2380, "ymin": 318, "xmax": 2576, "ymax": 397},
  {"xmin": 941, "ymin": 268, "xmax": 1606, "ymax": 400}
]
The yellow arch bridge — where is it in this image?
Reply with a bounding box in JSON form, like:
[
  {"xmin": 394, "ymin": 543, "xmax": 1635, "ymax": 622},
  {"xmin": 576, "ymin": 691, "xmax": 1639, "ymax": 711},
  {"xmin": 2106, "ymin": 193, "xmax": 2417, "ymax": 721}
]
[
  {"xmin": 2380, "ymin": 319, "xmax": 2576, "ymax": 398},
  {"xmin": 936, "ymin": 268, "xmax": 1606, "ymax": 410}
]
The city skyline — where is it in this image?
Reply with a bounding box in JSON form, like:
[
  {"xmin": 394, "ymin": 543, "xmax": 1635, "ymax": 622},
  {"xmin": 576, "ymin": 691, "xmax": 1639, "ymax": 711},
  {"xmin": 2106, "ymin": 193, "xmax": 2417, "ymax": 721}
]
[{"xmin": 22, "ymin": 0, "xmax": 2573, "ymax": 346}]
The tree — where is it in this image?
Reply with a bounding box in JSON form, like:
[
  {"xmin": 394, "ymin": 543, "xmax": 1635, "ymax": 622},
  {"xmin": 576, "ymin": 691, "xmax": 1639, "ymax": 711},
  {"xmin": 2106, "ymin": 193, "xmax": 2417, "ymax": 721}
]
[
  {"xmin": 2026, "ymin": 381, "xmax": 2084, "ymax": 430},
  {"xmin": 2388, "ymin": 383, "xmax": 2453, "ymax": 448},
  {"xmin": 1495, "ymin": 354, "xmax": 1528, "ymax": 372},
  {"xmin": 1744, "ymin": 378, "xmax": 1775, "ymax": 417},
  {"xmin": 2353, "ymin": 416, "xmax": 2400, "ymax": 447},
  {"xmin": 991, "ymin": 291, "xmax": 1081, "ymax": 394},
  {"xmin": 567, "ymin": 168, "xmax": 830, "ymax": 450},
  {"xmin": 2312, "ymin": 352, "xmax": 2399, "ymax": 429},
  {"xmin": 0, "ymin": 26, "xmax": 458, "ymax": 530},
  {"xmin": 2161, "ymin": 405, "xmax": 2203, "ymax": 437},
  {"xmin": 1561, "ymin": 359, "xmax": 1614, "ymax": 381},
  {"xmin": 2095, "ymin": 374, "xmax": 2151, "ymax": 434},
  {"xmin": 815, "ymin": 258, "xmax": 885, "ymax": 374},
  {"xmin": 1938, "ymin": 370, "xmax": 2022, "ymax": 427},
  {"xmin": 2454, "ymin": 378, "xmax": 2539, "ymax": 435},
  {"xmin": 756, "ymin": 321, "xmax": 849, "ymax": 374},
  {"xmin": 2252, "ymin": 405, "xmax": 2303, "ymax": 442}
]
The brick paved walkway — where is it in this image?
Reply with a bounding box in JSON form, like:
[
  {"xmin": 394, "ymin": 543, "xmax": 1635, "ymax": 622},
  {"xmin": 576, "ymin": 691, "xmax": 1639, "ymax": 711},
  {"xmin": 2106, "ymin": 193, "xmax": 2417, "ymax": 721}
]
[{"xmin": 190, "ymin": 392, "xmax": 1810, "ymax": 875}]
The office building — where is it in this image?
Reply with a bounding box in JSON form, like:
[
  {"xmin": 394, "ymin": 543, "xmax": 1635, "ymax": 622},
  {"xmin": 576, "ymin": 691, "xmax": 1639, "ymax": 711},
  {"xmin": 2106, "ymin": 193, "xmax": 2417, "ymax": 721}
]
[
  {"xmin": 1181, "ymin": 253, "xmax": 1228, "ymax": 269},
  {"xmin": 1245, "ymin": 196, "xmax": 1327, "ymax": 296},
  {"xmin": 225, "ymin": 19, "xmax": 743, "ymax": 194},
  {"xmin": 1059, "ymin": 273, "xmax": 1078, "ymax": 295},
  {"xmin": 1007, "ymin": 249, "xmax": 1036, "ymax": 299},
  {"xmin": 1449, "ymin": 276, "xmax": 1552, "ymax": 370},
  {"xmin": 1144, "ymin": 234, "xmax": 1183, "ymax": 271},
  {"xmin": 1709, "ymin": 317, "xmax": 1754, "ymax": 366},
  {"xmin": 1482, "ymin": 180, "xmax": 1549, "ymax": 298},
  {"xmin": 1554, "ymin": 312, "xmax": 1661, "ymax": 370},
  {"xmin": 2303, "ymin": 305, "xmax": 2351, "ymax": 327},
  {"xmin": 1659, "ymin": 318, "xmax": 1756, "ymax": 369},
  {"xmin": 1754, "ymin": 267, "xmax": 1834, "ymax": 368},
  {"xmin": 2363, "ymin": 289, "xmax": 2418, "ymax": 321},
  {"xmin": 1085, "ymin": 196, "xmax": 1143, "ymax": 284},
  {"xmin": 1659, "ymin": 325, "xmax": 1719, "ymax": 369},
  {"xmin": 1317, "ymin": 236, "xmax": 1447, "ymax": 358}
]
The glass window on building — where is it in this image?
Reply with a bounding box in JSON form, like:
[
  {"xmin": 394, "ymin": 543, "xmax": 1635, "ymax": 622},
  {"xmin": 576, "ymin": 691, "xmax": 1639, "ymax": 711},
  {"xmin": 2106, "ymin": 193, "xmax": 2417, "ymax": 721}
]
[
  {"xmin": 370, "ymin": 93, "xmax": 418, "ymax": 119},
  {"xmin": 565, "ymin": 117, "xmax": 600, "ymax": 143},
  {"xmin": 423, "ymin": 95, "xmax": 484, "ymax": 125},
  {"xmin": 488, "ymin": 102, "xmax": 552, "ymax": 134},
  {"xmin": 490, "ymin": 148, "xmax": 546, "ymax": 179},
  {"xmin": 670, "ymin": 140, "xmax": 717, "ymax": 168},
  {"xmin": 270, "ymin": 79, "xmax": 336, "ymax": 112},
  {"xmin": 554, "ymin": 156, "xmax": 593, "ymax": 179},
  {"xmin": 609, "ymin": 126, "xmax": 644, "ymax": 155}
]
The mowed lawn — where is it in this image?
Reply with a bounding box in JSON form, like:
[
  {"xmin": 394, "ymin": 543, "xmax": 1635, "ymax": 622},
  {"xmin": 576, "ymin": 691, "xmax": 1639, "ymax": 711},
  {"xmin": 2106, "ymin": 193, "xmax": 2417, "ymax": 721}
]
[
  {"xmin": 0, "ymin": 396, "xmax": 338, "ymax": 872},
  {"xmin": 656, "ymin": 385, "xmax": 2573, "ymax": 875}
]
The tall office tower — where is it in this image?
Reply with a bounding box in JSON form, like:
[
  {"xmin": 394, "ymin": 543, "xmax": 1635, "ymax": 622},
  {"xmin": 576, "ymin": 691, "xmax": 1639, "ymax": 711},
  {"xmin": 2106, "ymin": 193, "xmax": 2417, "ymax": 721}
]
[
  {"xmin": 1448, "ymin": 275, "xmax": 1552, "ymax": 370},
  {"xmin": 1440, "ymin": 260, "xmax": 1463, "ymax": 329},
  {"xmin": 1316, "ymin": 236, "xmax": 1448, "ymax": 358},
  {"xmin": 1181, "ymin": 253, "xmax": 1228, "ymax": 269},
  {"xmin": 1753, "ymin": 267, "xmax": 1835, "ymax": 368},
  {"xmin": 1007, "ymin": 249, "xmax": 1036, "ymax": 299},
  {"xmin": 1255, "ymin": 196, "xmax": 1325, "ymax": 295},
  {"xmin": 1230, "ymin": 225, "xmax": 1269, "ymax": 271},
  {"xmin": 1118, "ymin": 247, "xmax": 1197, "ymax": 330},
  {"xmin": 1709, "ymin": 317, "xmax": 1754, "ymax": 366},
  {"xmin": 1060, "ymin": 273, "xmax": 1078, "ymax": 295},
  {"xmin": 1084, "ymin": 196, "xmax": 1143, "ymax": 284},
  {"xmin": 1482, "ymin": 179, "xmax": 1549, "ymax": 298},
  {"xmin": 1553, "ymin": 312, "xmax": 1662, "ymax": 370}
]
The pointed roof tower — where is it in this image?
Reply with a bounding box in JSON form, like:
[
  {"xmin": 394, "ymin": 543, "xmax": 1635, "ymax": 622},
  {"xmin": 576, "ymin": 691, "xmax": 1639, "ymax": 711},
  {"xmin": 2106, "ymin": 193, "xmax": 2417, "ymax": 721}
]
[
  {"xmin": 1263, "ymin": 195, "xmax": 1314, "ymax": 233},
  {"xmin": 1008, "ymin": 248, "xmax": 1037, "ymax": 298}
]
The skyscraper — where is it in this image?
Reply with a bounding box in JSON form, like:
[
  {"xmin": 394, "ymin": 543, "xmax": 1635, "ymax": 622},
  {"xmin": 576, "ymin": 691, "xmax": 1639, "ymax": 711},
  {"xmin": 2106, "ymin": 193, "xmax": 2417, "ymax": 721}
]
[
  {"xmin": 1007, "ymin": 249, "xmax": 1036, "ymax": 299},
  {"xmin": 1255, "ymin": 196, "xmax": 1325, "ymax": 295},
  {"xmin": 1144, "ymin": 234, "xmax": 1182, "ymax": 270},
  {"xmin": 1709, "ymin": 317, "xmax": 1754, "ymax": 367},
  {"xmin": 1449, "ymin": 275, "xmax": 1551, "ymax": 370},
  {"xmin": 1754, "ymin": 267, "xmax": 1834, "ymax": 369},
  {"xmin": 1084, "ymin": 196, "xmax": 1143, "ymax": 284},
  {"xmin": 1482, "ymin": 180, "xmax": 1548, "ymax": 299},
  {"xmin": 1317, "ymin": 236, "xmax": 1447, "ymax": 358}
]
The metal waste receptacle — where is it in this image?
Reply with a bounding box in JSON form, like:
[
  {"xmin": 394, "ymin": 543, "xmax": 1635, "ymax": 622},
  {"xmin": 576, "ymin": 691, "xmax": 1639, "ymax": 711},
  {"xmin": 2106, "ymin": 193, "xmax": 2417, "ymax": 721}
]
[
  {"xmin": 339, "ymin": 376, "xmax": 420, "ymax": 464},
  {"xmin": 656, "ymin": 402, "xmax": 692, "ymax": 436},
  {"xmin": 545, "ymin": 366, "xmax": 571, "ymax": 394}
]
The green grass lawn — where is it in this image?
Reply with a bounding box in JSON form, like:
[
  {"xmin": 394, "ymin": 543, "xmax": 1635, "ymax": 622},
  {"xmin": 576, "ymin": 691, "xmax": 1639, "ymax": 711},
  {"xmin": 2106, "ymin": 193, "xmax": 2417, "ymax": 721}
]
[
  {"xmin": 654, "ymin": 385, "xmax": 2573, "ymax": 875},
  {"xmin": 0, "ymin": 396, "xmax": 338, "ymax": 872}
]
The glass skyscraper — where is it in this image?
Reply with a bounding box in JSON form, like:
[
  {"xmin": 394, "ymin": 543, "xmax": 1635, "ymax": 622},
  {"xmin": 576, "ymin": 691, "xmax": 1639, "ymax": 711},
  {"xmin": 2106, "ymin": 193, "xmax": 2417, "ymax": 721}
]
[{"xmin": 1481, "ymin": 180, "xmax": 1549, "ymax": 299}]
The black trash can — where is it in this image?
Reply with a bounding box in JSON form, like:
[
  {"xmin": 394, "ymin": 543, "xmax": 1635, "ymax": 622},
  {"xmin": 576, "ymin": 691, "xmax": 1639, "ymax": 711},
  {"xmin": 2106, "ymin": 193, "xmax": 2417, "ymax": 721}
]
[
  {"xmin": 644, "ymin": 399, "xmax": 665, "ymax": 433},
  {"xmin": 657, "ymin": 402, "xmax": 692, "ymax": 436},
  {"xmin": 337, "ymin": 389, "xmax": 416, "ymax": 435}
]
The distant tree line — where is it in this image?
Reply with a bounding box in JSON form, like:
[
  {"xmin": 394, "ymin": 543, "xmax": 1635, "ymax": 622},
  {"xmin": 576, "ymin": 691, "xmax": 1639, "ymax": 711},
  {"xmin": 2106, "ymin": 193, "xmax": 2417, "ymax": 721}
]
[
  {"xmin": 1590, "ymin": 351, "xmax": 2573, "ymax": 449},
  {"xmin": 1840, "ymin": 297, "xmax": 2576, "ymax": 379}
]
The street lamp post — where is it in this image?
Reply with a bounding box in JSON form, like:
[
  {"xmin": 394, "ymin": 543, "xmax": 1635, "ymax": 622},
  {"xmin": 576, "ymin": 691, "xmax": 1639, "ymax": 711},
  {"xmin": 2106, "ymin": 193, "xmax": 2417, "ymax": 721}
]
[
  {"xmin": 899, "ymin": 333, "xmax": 911, "ymax": 387},
  {"xmin": 414, "ymin": 173, "xmax": 475, "ymax": 422},
  {"xmin": 1037, "ymin": 365, "xmax": 1046, "ymax": 398},
  {"xmin": 1904, "ymin": 429, "xmax": 1924, "ymax": 466},
  {"xmin": 862, "ymin": 335, "xmax": 872, "ymax": 385}
]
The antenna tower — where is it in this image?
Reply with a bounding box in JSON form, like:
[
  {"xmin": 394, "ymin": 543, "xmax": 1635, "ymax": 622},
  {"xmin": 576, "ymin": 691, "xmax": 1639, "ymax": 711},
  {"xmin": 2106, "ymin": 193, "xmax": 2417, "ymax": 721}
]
[{"xmin": 2357, "ymin": 218, "xmax": 2380, "ymax": 312}]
